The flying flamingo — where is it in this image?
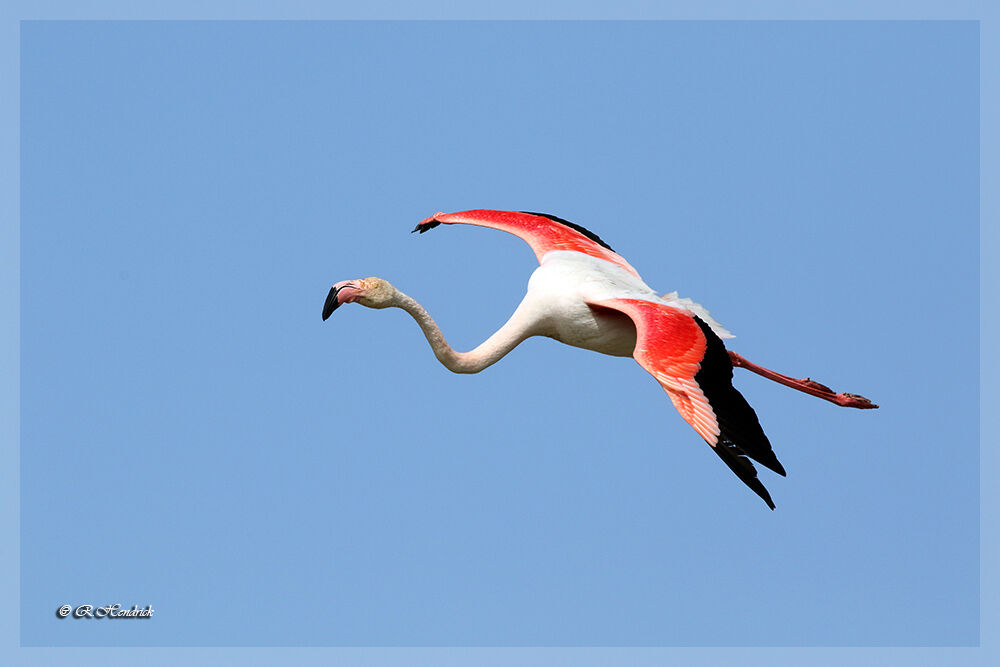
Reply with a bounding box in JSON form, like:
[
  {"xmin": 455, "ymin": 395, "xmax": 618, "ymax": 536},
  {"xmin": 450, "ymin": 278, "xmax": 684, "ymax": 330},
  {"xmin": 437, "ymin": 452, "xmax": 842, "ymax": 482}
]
[{"xmin": 323, "ymin": 210, "xmax": 877, "ymax": 509}]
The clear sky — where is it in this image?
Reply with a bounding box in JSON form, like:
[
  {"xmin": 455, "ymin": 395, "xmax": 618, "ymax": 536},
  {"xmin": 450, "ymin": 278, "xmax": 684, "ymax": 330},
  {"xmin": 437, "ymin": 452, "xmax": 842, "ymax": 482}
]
[{"xmin": 18, "ymin": 19, "xmax": 978, "ymax": 650}]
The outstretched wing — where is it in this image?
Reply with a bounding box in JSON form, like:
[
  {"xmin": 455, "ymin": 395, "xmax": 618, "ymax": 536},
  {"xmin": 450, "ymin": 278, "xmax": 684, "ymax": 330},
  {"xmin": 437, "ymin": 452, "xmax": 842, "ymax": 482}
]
[
  {"xmin": 413, "ymin": 210, "xmax": 640, "ymax": 277},
  {"xmin": 587, "ymin": 297, "xmax": 786, "ymax": 509}
]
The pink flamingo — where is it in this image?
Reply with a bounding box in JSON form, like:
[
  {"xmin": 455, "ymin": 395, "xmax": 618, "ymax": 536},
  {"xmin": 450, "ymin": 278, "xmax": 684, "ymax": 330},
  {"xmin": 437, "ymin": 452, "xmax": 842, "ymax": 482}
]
[{"xmin": 323, "ymin": 210, "xmax": 877, "ymax": 509}]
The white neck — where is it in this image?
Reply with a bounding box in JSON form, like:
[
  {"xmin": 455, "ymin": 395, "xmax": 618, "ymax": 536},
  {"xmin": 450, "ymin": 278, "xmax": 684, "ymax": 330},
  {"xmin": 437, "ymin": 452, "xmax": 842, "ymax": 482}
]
[{"xmin": 394, "ymin": 291, "xmax": 536, "ymax": 374}]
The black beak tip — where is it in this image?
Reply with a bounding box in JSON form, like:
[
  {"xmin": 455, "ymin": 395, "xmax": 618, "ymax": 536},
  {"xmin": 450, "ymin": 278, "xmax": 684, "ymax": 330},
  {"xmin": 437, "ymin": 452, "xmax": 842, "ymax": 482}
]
[{"xmin": 322, "ymin": 287, "xmax": 342, "ymax": 321}]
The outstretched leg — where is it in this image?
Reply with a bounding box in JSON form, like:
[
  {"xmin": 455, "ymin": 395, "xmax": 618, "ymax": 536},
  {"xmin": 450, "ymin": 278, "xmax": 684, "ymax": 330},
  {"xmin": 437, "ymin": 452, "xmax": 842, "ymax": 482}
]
[{"xmin": 728, "ymin": 351, "xmax": 878, "ymax": 409}]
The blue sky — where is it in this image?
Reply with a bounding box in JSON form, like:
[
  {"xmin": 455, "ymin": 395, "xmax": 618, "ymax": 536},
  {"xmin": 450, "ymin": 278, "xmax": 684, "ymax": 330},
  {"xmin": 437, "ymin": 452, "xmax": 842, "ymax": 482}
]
[{"xmin": 12, "ymin": 14, "xmax": 983, "ymax": 659}]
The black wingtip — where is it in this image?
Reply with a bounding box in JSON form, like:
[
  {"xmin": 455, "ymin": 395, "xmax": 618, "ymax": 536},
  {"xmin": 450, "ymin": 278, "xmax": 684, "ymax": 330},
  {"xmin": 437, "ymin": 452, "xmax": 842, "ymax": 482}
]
[
  {"xmin": 322, "ymin": 286, "xmax": 341, "ymax": 321},
  {"xmin": 750, "ymin": 474, "xmax": 777, "ymax": 510},
  {"xmin": 412, "ymin": 219, "xmax": 441, "ymax": 234},
  {"xmin": 710, "ymin": 439, "xmax": 778, "ymax": 510},
  {"xmin": 692, "ymin": 316, "xmax": 789, "ymax": 481},
  {"xmin": 754, "ymin": 479, "xmax": 777, "ymax": 510}
]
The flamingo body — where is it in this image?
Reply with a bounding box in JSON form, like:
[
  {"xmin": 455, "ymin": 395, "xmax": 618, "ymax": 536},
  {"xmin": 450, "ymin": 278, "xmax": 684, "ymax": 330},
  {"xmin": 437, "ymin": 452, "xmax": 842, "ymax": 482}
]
[
  {"xmin": 326, "ymin": 209, "xmax": 877, "ymax": 509},
  {"xmin": 524, "ymin": 250, "xmax": 731, "ymax": 356}
]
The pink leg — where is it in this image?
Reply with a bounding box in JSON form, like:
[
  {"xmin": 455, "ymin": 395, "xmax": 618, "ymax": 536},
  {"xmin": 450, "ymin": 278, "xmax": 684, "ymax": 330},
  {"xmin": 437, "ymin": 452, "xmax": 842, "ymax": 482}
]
[{"xmin": 728, "ymin": 351, "xmax": 878, "ymax": 409}]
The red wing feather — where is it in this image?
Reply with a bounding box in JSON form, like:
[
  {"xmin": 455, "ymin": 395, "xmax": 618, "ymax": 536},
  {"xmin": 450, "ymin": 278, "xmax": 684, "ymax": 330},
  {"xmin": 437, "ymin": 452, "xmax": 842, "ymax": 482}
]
[
  {"xmin": 414, "ymin": 210, "xmax": 639, "ymax": 276},
  {"xmin": 588, "ymin": 297, "xmax": 785, "ymax": 509},
  {"xmin": 588, "ymin": 298, "xmax": 721, "ymax": 444}
]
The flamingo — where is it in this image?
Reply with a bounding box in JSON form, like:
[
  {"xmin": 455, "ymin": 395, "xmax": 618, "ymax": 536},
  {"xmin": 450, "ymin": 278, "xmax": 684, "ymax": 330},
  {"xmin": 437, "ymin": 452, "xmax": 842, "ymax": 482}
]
[{"xmin": 323, "ymin": 210, "xmax": 877, "ymax": 509}]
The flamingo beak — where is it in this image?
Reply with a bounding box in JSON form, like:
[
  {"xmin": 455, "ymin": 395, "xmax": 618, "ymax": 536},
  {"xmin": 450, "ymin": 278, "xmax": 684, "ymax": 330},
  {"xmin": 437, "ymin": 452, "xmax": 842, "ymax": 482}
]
[{"xmin": 322, "ymin": 286, "xmax": 343, "ymax": 321}]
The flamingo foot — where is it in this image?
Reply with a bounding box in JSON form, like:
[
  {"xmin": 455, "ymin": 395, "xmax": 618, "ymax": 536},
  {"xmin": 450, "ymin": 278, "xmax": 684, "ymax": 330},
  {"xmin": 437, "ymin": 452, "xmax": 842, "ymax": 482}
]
[{"xmin": 728, "ymin": 352, "xmax": 879, "ymax": 410}]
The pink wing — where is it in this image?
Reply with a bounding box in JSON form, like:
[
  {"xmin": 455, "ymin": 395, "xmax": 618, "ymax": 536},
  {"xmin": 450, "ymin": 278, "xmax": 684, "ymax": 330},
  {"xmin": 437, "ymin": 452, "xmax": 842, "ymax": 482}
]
[
  {"xmin": 588, "ymin": 297, "xmax": 786, "ymax": 509},
  {"xmin": 588, "ymin": 298, "xmax": 719, "ymax": 442},
  {"xmin": 413, "ymin": 210, "xmax": 640, "ymax": 277}
]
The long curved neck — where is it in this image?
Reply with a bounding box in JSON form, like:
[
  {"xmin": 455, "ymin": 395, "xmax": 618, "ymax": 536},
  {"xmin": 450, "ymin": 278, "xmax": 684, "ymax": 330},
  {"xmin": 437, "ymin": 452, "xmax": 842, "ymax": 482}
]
[{"xmin": 394, "ymin": 291, "xmax": 536, "ymax": 374}]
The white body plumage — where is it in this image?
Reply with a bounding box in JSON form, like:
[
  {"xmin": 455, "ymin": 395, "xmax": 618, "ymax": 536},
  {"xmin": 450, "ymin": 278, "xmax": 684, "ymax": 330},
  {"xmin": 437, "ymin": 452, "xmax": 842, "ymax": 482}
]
[{"xmin": 519, "ymin": 251, "xmax": 731, "ymax": 357}]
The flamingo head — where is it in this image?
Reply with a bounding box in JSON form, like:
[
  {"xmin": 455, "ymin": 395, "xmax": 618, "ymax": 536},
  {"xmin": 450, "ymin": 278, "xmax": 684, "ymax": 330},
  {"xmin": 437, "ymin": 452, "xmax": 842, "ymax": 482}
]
[{"xmin": 322, "ymin": 277, "xmax": 397, "ymax": 320}]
